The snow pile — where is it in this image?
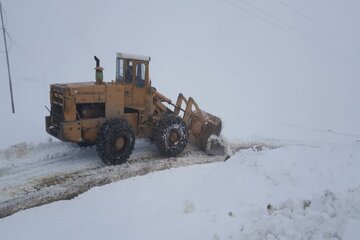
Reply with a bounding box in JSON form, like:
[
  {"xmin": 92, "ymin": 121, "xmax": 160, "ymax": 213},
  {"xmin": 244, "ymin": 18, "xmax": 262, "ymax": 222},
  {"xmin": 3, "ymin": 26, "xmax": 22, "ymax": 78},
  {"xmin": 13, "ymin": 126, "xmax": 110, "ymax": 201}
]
[
  {"xmin": 243, "ymin": 189, "xmax": 360, "ymax": 240},
  {"xmin": 1, "ymin": 142, "xmax": 359, "ymax": 239}
]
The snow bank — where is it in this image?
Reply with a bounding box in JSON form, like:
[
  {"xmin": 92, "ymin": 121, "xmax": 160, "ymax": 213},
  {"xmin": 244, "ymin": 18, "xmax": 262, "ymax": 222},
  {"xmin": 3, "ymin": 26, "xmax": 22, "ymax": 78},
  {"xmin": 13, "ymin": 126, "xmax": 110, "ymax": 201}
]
[
  {"xmin": 1, "ymin": 142, "xmax": 359, "ymax": 240},
  {"xmin": 244, "ymin": 188, "xmax": 360, "ymax": 240}
]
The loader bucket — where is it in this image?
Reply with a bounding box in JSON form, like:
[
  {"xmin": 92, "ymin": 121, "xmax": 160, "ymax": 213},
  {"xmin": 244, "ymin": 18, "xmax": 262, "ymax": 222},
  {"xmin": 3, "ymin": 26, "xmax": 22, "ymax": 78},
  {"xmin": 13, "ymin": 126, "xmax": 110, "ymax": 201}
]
[{"xmin": 189, "ymin": 110, "xmax": 225, "ymax": 156}]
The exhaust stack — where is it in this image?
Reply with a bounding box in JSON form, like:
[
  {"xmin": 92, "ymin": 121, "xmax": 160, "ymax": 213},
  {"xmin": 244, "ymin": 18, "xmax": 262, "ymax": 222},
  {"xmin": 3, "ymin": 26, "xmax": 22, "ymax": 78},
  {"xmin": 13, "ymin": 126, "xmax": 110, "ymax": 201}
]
[{"xmin": 94, "ymin": 56, "xmax": 104, "ymax": 84}]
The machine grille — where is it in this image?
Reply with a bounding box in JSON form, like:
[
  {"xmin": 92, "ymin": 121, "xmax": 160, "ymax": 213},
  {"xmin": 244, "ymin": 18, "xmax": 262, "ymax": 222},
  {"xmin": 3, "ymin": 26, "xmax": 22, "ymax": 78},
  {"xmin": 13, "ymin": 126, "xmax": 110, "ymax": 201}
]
[{"xmin": 51, "ymin": 103, "xmax": 64, "ymax": 125}]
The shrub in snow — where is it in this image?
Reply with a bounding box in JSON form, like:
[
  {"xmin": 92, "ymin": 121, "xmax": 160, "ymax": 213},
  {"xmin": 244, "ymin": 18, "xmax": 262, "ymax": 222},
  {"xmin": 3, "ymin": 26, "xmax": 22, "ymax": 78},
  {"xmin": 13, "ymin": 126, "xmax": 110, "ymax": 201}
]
[{"xmin": 183, "ymin": 199, "xmax": 195, "ymax": 214}]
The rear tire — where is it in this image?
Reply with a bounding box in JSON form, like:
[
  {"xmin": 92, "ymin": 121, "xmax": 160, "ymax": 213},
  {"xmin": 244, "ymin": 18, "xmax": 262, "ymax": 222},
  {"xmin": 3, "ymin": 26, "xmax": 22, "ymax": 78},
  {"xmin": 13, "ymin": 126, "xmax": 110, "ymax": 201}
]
[
  {"xmin": 153, "ymin": 115, "xmax": 188, "ymax": 157},
  {"xmin": 96, "ymin": 118, "xmax": 135, "ymax": 165}
]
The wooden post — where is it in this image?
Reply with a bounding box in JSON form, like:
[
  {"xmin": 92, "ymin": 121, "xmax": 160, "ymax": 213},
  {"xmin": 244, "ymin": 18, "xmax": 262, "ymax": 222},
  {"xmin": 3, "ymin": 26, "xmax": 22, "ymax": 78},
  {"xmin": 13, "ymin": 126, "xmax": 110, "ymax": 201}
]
[{"xmin": 0, "ymin": 1, "xmax": 15, "ymax": 113}]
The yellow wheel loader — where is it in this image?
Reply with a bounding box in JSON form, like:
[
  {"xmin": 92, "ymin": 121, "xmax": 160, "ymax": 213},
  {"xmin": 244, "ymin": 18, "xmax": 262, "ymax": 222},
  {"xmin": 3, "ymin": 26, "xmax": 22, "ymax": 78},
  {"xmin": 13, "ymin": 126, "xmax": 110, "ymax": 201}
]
[{"xmin": 45, "ymin": 53, "xmax": 224, "ymax": 165}]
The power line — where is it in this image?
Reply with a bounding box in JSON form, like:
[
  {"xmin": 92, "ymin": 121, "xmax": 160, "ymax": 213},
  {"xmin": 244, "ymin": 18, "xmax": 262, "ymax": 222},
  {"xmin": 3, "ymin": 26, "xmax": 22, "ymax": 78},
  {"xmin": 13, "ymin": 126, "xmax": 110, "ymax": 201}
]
[
  {"xmin": 278, "ymin": 121, "xmax": 360, "ymax": 138},
  {"xmin": 0, "ymin": 35, "xmax": 11, "ymax": 53},
  {"xmin": 223, "ymin": 0, "xmax": 352, "ymax": 60},
  {"xmin": 0, "ymin": 4, "xmax": 27, "ymax": 57},
  {"xmin": 0, "ymin": 4, "xmax": 9, "ymax": 52},
  {"xmin": 5, "ymin": 30, "xmax": 28, "ymax": 59},
  {"xmin": 0, "ymin": 29, "xmax": 12, "ymax": 53},
  {"xmin": 275, "ymin": 0, "xmax": 360, "ymax": 51},
  {"xmin": 0, "ymin": 4, "xmax": 4, "ymax": 53},
  {"xmin": 2, "ymin": 2, "xmax": 6, "ymax": 27},
  {"xmin": 236, "ymin": 0, "xmax": 341, "ymax": 56},
  {"xmin": 222, "ymin": 0, "xmax": 321, "ymax": 50}
]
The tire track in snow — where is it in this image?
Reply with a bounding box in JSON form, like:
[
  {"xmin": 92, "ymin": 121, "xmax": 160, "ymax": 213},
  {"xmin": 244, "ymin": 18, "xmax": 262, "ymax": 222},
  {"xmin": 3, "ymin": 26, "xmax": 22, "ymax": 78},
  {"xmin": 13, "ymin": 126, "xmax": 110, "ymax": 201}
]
[{"xmin": 0, "ymin": 139, "xmax": 281, "ymax": 218}]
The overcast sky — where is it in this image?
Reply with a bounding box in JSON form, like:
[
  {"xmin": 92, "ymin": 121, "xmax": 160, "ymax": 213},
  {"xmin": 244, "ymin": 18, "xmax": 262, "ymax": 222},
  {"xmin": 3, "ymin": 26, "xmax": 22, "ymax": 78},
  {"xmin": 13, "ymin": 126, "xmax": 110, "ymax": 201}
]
[{"xmin": 0, "ymin": 0, "xmax": 359, "ymax": 147}]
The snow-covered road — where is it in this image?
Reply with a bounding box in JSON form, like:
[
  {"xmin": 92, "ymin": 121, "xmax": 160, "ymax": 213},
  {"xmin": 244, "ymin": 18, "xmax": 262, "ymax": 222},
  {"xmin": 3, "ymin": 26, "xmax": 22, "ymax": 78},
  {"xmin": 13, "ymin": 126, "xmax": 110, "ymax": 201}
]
[
  {"xmin": 1, "ymin": 141, "xmax": 359, "ymax": 240},
  {"xmin": 1, "ymin": 139, "xmax": 258, "ymax": 218}
]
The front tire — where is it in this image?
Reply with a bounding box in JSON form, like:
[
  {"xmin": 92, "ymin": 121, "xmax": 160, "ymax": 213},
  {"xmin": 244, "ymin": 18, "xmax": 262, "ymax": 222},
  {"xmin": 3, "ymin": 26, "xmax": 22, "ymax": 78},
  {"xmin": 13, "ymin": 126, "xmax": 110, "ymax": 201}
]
[
  {"xmin": 153, "ymin": 115, "xmax": 188, "ymax": 157},
  {"xmin": 96, "ymin": 118, "xmax": 135, "ymax": 165}
]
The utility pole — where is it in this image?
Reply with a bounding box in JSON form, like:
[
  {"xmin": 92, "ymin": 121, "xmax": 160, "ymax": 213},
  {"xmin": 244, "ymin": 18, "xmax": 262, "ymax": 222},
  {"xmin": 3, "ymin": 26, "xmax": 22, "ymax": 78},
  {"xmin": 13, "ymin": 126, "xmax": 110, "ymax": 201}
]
[{"xmin": 0, "ymin": 1, "xmax": 15, "ymax": 113}]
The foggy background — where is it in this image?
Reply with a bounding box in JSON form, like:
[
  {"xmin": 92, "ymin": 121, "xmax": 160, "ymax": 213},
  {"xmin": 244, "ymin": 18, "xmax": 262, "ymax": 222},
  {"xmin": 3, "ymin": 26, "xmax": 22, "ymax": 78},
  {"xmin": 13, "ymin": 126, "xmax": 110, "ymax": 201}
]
[{"xmin": 0, "ymin": 0, "xmax": 359, "ymax": 148}]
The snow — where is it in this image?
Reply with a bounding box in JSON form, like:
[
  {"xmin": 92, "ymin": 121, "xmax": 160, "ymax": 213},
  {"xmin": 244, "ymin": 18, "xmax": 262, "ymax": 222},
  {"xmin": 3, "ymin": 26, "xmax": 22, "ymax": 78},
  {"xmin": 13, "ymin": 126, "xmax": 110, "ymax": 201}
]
[
  {"xmin": 116, "ymin": 52, "xmax": 151, "ymax": 62},
  {"xmin": 0, "ymin": 0, "xmax": 360, "ymax": 239},
  {"xmin": 1, "ymin": 142, "xmax": 360, "ymax": 239},
  {"xmin": 0, "ymin": 139, "xmax": 232, "ymax": 218}
]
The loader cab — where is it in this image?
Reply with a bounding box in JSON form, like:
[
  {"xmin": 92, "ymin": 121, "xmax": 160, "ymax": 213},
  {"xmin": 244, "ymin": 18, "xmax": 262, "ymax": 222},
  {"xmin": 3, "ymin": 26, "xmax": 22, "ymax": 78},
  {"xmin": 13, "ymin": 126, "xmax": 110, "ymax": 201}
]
[{"xmin": 115, "ymin": 53, "xmax": 150, "ymax": 107}]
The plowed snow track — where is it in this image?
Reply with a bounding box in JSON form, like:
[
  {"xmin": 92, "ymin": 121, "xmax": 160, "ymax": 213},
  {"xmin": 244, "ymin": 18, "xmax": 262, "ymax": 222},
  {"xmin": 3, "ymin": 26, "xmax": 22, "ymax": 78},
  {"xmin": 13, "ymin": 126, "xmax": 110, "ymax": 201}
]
[
  {"xmin": 0, "ymin": 140, "xmax": 226, "ymax": 218},
  {"xmin": 0, "ymin": 139, "xmax": 279, "ymax": 218}
]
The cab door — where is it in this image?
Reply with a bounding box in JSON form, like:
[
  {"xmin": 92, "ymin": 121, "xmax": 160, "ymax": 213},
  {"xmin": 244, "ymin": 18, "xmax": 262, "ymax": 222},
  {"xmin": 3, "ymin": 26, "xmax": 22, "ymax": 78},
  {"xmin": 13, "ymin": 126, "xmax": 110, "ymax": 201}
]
[
  {"xmin": 132, "ymin": 61, "xmax": 147, "ymax": 106},
  {"xmin": 118, "ymin": 59, "xmax": 133, "ymax": 106}
]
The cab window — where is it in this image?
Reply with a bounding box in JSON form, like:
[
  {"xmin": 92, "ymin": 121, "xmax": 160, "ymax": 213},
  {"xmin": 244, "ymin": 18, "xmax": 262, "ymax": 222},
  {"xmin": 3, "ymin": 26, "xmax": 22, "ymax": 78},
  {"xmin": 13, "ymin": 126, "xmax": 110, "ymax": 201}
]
[
  {"xmin": 116, "ymin": 58, "xmax": 124, "ymax": 82},
  {"xmin": 125, "ymin": 60, "xmax": 133, "ymax": 84},
  {"xmin": 135, "ymin": 63, "xmax": 146, "ymax": 87},
  {"xmin": 116, "ymin": 59, "xmax": 132, "ymax": 83}
]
